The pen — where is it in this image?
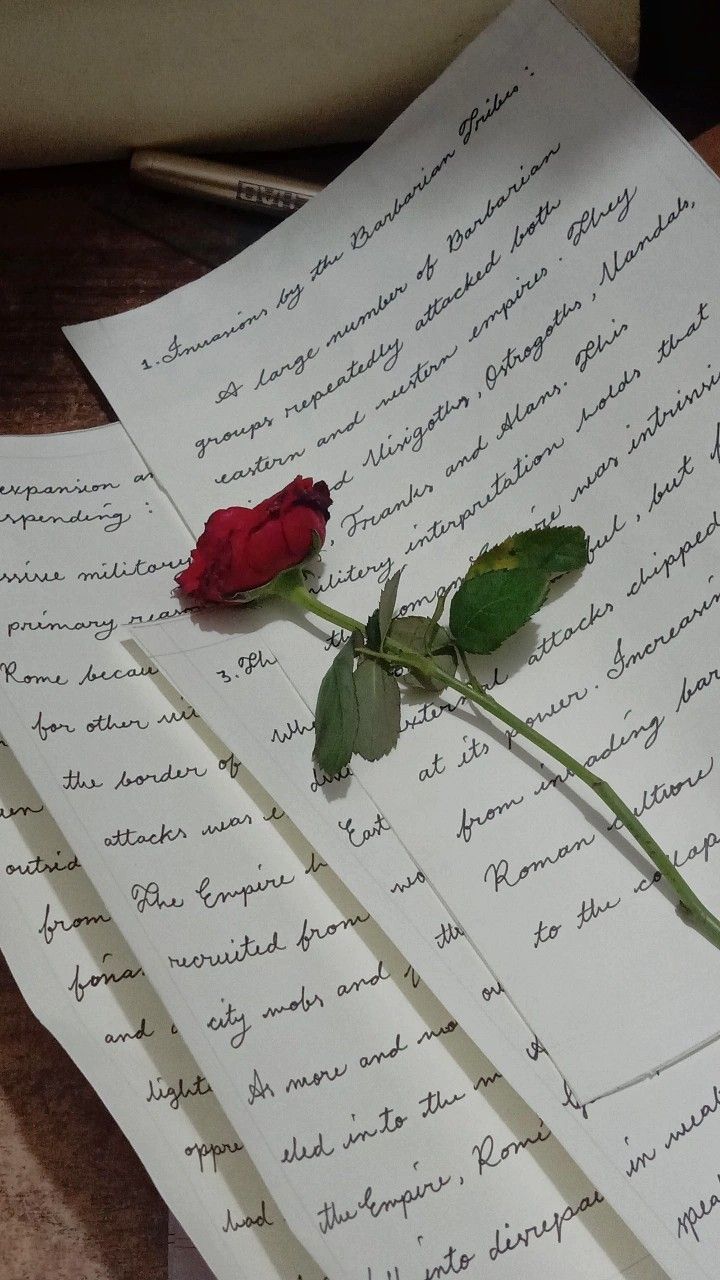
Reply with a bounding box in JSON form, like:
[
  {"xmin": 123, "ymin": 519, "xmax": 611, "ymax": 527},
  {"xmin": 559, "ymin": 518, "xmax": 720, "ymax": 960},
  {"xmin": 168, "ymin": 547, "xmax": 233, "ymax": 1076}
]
[{"xmin": 130, "ymin": 148, "xmax": 324, "ymax": 217}]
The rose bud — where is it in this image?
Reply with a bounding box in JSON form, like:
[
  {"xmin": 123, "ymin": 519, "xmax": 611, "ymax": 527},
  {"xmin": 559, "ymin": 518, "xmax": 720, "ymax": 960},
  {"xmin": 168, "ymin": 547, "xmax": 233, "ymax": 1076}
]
[{"xmin": 175, "ymin": 476, "xmax": 332, "ymax": 602}]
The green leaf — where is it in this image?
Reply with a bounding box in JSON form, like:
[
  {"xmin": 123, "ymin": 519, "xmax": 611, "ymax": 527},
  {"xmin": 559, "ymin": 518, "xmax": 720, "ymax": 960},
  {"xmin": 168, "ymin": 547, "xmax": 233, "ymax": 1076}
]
[
  {"xmin": 378, "ymin": 570, "xmax": 403, "ymax": 645},
  {"xmin": 430, "ymin": 589, "xmax": 447, "ymax": 628},
  {"xmin": 387, "ymin": 614, "xmax": 444, "ymax": 655},
  {"xmin": 365, "ymin": 608, "xmax": 382, "ymax": 652},
  {"xmin": 353, "ymin": 661, "xmax": 401, "ymax": 761},
  {"xmin": 466, "ymin": 526, "xmax": 588, "ymax": 581},
  {"xmin": 411, "ymin": 647, "xmax": 457, "ymax": 693},
  {"xmin": 313, "ymin": 638, "xmax": 359, "ymax": 775},
  {"xmin": 386, "ymin": 615, "xmax": 457, "ymax": 692},
  {"xmin": 449, "ymin": 568, "xmax": 549, "ymax": 653}
]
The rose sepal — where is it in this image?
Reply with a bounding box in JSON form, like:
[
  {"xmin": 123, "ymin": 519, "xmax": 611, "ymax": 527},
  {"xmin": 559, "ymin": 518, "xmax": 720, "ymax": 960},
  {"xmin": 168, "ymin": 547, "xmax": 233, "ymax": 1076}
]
[{"xmin": 225, "ymin": 564, "xmax": 309, "ymax": 605}]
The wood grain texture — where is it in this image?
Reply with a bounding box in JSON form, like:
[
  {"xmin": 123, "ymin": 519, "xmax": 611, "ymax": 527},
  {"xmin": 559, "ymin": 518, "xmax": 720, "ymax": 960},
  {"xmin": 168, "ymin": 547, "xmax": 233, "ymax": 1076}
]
[
  {"xmin": 0, "ymin": 165, "xmax": 205, "ymax": 435},
  {"xmin": 0, "ymin": 125, "xmax": 717, "ymax": 1280},
  {"xmin": 692, "ymin": 123, "xmax": 720, "ymax": 174},
  {"xmin": 0, "ymin": 145, "xmax": 360, "ymax": 436},
  {"xmin": 0, "ymin": 954, "xmax": 167, "ymax": 1280}
]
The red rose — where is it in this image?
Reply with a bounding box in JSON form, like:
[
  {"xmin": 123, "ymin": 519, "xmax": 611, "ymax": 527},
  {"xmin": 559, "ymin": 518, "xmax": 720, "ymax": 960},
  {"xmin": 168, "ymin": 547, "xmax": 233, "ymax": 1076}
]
[{"xmin": 175, "ymin": 476, "xmax": 332, "ymax": 602}]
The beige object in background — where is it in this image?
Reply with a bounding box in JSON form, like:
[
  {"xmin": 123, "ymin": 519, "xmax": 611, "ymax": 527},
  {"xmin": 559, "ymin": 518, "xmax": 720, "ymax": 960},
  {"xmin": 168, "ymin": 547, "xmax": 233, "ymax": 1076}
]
[{"xmin": 1, "ymin": 0, "xmax": 638, "ymax": 167}]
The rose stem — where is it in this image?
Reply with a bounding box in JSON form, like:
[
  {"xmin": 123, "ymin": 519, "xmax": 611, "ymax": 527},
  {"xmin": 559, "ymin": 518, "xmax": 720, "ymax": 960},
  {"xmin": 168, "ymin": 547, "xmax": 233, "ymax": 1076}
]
[
  {"xmin": 284, "ymin": 580, "xmax": 720, "ymax": 949},
  {"xmin": 283, "ymin": 582, "xmax": 362, "ymax": 637}
]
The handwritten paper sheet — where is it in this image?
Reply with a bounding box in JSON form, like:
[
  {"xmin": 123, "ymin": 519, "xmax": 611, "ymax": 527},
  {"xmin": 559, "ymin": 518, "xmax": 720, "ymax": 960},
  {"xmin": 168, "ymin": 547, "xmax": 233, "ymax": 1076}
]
[
  {"xmin": 0, "ymin": 707, "xmax": 322, "ymax": 1280},
  {"xmin": 133, "ymin": 614, "xmax": 720, "ymax": 1280},
  {"xmin": 0, "ymin": 435, "xmax": 328, "ymax": 1280},
  {"xmin": 65, "ymin": 0, "xmax": 720, "ymax": 1101},
  {"xmin": 0, "ymin": 426, "xmax": 658, "ymax": 1280}
]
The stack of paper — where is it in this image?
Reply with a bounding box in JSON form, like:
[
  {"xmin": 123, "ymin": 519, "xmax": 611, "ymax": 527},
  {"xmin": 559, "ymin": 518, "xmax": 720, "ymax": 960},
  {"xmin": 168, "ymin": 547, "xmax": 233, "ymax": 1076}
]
[{"xmin": 2, "ymin": 3, "xmax": 719, "ymax": 1277}]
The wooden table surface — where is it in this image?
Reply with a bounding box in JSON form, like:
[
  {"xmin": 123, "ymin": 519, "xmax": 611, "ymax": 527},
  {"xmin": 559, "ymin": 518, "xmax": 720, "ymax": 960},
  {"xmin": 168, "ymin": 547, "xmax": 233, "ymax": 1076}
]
[{"xmin": 0, "ymin": 124, "xmax": 718, "ymax": 1280}]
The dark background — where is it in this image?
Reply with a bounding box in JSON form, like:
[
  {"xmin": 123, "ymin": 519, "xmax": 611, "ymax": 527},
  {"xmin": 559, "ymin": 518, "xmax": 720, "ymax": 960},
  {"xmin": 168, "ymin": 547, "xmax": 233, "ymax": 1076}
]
[{"xmin": 637, "ymin": 0, "xmax": 720, "ymax": 136}]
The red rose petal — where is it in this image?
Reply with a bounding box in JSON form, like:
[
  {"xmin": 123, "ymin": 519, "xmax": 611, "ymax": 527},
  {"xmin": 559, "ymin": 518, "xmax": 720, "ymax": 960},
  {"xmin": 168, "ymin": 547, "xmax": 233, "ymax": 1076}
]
[{"xmin": 176, "ymin": 477, "xmax": 331, "ymax": 600}]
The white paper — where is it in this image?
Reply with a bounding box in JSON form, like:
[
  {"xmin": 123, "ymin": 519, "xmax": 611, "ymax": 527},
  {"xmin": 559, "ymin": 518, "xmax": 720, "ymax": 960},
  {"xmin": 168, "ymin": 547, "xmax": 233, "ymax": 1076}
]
[
  {"xmin": 0, "ymin": 696, "xmax": 322, "ymax": 1280},
  {"xmin": 135, "ymin": 614, "xmax": 720, "ymax": 1280},
  {"xmin": 0, "ymin": 425, "xmax": 656, "ymax": 1280},
  {"xmin": 65, "ymin": 0, "xmax": 720, "ymax": 1101}
]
